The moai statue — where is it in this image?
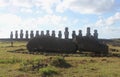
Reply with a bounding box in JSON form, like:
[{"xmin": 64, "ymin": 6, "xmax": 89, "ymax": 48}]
[
  {"xmin": 20, "ymin": 30, "xmax": 23, "ymax": 39},
  {"xmin": 72, "ymin": 30, "xmax": 76, "ymax": 39},
  {"xmin": 58, "ymin": 31, "xmax": 62, "ymax": 39},
  {"xmin": 10, "ymin": 31, "xmax": 13, "ymax": 47},
  {"xmin": 41, "ymin": 31, "xmax": 44, "ymax": 36},
  {"xmin": 46, "ymin": 30, "xmax": 50, "ymax": 36},
  {"xmin": 94, "ymin": 30, "xmax": 98, "ymax": 39},
  {"xmin": 10, "ymin": 31, "xmax": 13, "ymax": 40},
  {"xmin": 78, "ymin": 30, "xmax": 82, "ymax": 37},
  {"xmin": 15, "ymin": 30, "xmax": 18, "ymax": 39},
  {"xmin": 30, "ymin": 30, "xmax": 34, "ymax": 39},
  {"xmin": 52, "ymin": 30, "xmax": 55, "ymax": 37},
  {"xmin": 64, "ymin": 27, "xmax": 69, "ymax": 39},
  {"xmin": 25, "ymin": 30, "xmax": 29, "ymax": 39},
  {"xmin": 86, "ymin": 27, "xmax": 91, "ymax": 37},
  {"xmin": 35, "ymin": 31, "xmax": 39, "ymax": 37}
]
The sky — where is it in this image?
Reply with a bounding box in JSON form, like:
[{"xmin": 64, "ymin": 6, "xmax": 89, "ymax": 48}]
[{"xmin": 0, "ymin": 0, "xmax": 120, "ymax": 39}]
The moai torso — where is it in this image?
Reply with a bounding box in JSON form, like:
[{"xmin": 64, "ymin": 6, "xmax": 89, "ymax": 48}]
[
  {"xmin": 72, "ymin": 31, "xmax": 76, "ymax": 39},
  {"xmin": 30, "ymin": 31, "xmax": 34, "ymax": 39},
  {"xmin": 10, "ymin": 31, "xmax": 13, "ymax": 40},
  {"xmin": 94, "ymin": 30, "xmax": 98, "ymax": 39},
  {"xmin": 86, "ymin": 27, "xmax": 91, "ymax": 37},
  {"xmin": 41, "ymin": 31, "xmax": 44, "ymax": 36},
  {"xmin": 52, "ymin": 30, "xmax": 55, "ymax": 37},
  {"xmin": 58, "ymin": 31, "xmax": 62, "ymax": 39},
  {"xmin": 78, "ymin": 30, "xmax": 82, "ymax": 37},
  {"xmin": 15, "ymin": 31, "xmax": 18, "ymax": 39},
  {"xmin": 20, "ymin": 30, "xmax": 23, "ymax": 39},
  {"xmin": 64, "ymin": 27, "xmax": 69, "ymax": 39},
  {"xmin": 35, "ymin": 31, "xmax": 39, "ymax": 37},
  {"xmin": 46, "ymin": 30, "xmax": 50, "ymax": 36},
  {"xmin": 25, "ymin": 31, "xmax": 29, "ymax": 39}
]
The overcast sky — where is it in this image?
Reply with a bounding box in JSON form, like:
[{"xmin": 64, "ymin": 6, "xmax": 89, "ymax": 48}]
[{"xmin": 0, "ymin": 0, "xmax": 120, "ymax": 39}]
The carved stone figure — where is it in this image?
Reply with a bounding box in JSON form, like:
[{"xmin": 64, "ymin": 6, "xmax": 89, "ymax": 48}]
[
  {"xmin": 15, "ymin": 31, "xmax": 18, "ymax": 39},
  {"xmin": 20, "ymin": 30, "xmax": 23, "ymax": 39},
  {"xmin": 41, "ymin": 31, "xmax": 44, "ymax": 36},
  {"xmin": 25, "ymin": 31, "xmax": 29, "ymax": 39},
  {"xmin": 94, "ymin": 30, "xmax": 98, "ymax": 39},
  {"xmin": 46, "ymin": 30, "xmax": 50, "ymax": 36},
  {"xmin": 52, "ymin": 30, "xmax": 55, "ymax": 37},
  {"xmin": 35, "ymin": 31, "xmax": 39, "ymax": 37},
  {"xmin": 10, "ymin": 31, "xmax": 13, "ymax": 39},
  {"xmin": 78, "ymin": 30, "xmax": 82, "ymax": 37},
  {"xmin": 30, "ymin": 30, "xmax": 34, "ymax": 39},
  {"xmin": 86, "ymin": 27, "xmax": 91, "ymax": 37},
  {"xmin": 58, "ymin": 31, "xmax": 62, "ymax": 39},
  {"xmin": 64, "ymin": 27, "xmax": 69, "ymax": 39},
  {"xmin": 72, "ymin": 30, "xmax": 76, "ymax": 39}
]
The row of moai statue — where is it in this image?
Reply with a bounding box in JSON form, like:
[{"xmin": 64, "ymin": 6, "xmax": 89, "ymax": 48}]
[{"xmin": 10, "ymin": 27, "xmax": 98, "ymax": 40}]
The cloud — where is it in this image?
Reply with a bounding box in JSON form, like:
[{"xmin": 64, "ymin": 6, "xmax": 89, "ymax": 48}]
[
  {"xmin": 0, "ymin": 0, "xmax": 9, "ymax": 7},
  {"xmin": 10, "ymin": 0, "xmax": 32, "ymax": 8},
  {"xmin": 0, "ymin": 13, "xmax": 81, "ymax": 38},
  {"xmin": 56, "ymin": 0, "xmax": 115, "ymax": 14},
  {"xmin": 105, "ymin": 12, "xmax": 120, "ymax": 25},
  {"xmin": 0, "ymin": 0, "xmax": 117, "ymax": 14},
  {"xmin": 0, "ymin": 13, "xmax": 22, "ymax": 27},
  {"xmin": 96, "ymin": 12, "xmax": 120, "ymax": 26}
]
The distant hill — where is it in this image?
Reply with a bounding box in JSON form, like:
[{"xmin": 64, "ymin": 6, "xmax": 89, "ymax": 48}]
[{"xmin": 100, "ymin": 39, "xmax": 120, "ymax": 46}]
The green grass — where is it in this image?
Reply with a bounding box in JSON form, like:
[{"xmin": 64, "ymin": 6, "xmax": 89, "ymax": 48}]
[{"xmin": 0, "ymin": 41, "xmax": 120, "ymax": 77}]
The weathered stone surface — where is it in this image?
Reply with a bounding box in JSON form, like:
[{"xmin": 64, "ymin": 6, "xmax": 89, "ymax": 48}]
[
  {"xmin": 27, "ymin": 36, "xmax": 76, "ymax": 53},
  {"xmin": 74, "ymin": 36, "xmax": 108, "ymax": 54}
]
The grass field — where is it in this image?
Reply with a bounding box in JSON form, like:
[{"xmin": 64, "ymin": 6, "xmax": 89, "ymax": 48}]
[{"xmin": 0, "ymin": 41, "xmax": 120, "ymax": 77}]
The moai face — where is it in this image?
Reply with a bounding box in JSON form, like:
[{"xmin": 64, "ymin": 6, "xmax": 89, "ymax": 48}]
[
  {"xmin": 15, "ymin": 31, "xmax": 18, "ymax": 39},
  {"xmin": 36, "ymin": 31, "xmax": 39, "ymax": 37},
  {"xmin": 26, "ymin": 31, "xmax": 29, "ymax": 39},
  {"xmin": 86, "ymin": 27, "xmax": 91, "ymax": 37},
  {"xmin": 30, "ymin": 30, "xmax": 34, "ymax": 38},
  {"xmin": 72, "ymin": 31, "xmax": 76, "ymax": 39},
  {"xmin": 79, "ymin": 30, "xmax": 81, "ymax": 33},
  {"xmin": 58, "ymin": 31, "xmax": 62, "ymax": 39},
  {"xmin": 94, "ymin": 30, "xmax": 97, "ymax": 33},
  {"xmin": 94, "ymin": 30, "xmax": 98, "ymax": 39},
  {"xmin": 10, "ymin": 31, "xmax": 13, "ymax": 39},
  {"xmin": 20, "ymin": 30, "xmax": 23, "ymax": 39},
  {"xmin": 65, "ymin": 27, "xmax": 68, "ymax": 31},
  {"xmin": 52, "ymin": 30, "xmax": 55, "ymax": 37},
  {"xmin": 41, "ymin": 31, "xmax": 44, "ymax": 36},
  {"xmin": 79, "ymin": 30, "xmax": 82, "ymax": 37},
  {"xmin": 21, "ymin": 30, "xmax": 23, "ymax": 33},
  {"xmin": 64, "ymin": 27, "xmax": 69, "ymax": 39},
  {"xmin": 46, "ymin": 30, "xmax": 50, "ymax": 36},
  {"xmin": 26, "ymin": 31, "xmax": 28, "ymax": 34}
]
